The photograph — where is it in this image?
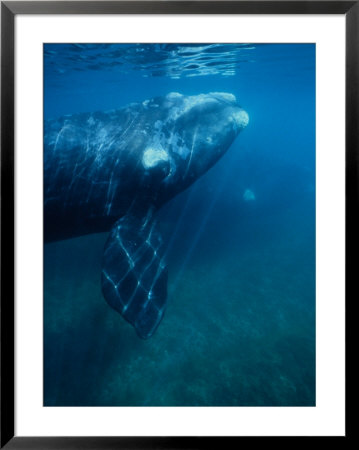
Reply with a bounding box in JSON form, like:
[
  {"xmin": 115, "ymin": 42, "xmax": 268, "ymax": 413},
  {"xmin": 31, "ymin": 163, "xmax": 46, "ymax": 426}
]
[{"xmin": 43, "ymin": 42, "xmax": 316, "ymax": 408}]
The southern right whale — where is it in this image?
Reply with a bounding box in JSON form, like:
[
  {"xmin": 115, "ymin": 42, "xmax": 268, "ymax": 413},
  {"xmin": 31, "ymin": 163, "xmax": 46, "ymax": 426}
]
[{"xmin": 44, "ymin": 92, "xmax": 249, "ymax": 338}]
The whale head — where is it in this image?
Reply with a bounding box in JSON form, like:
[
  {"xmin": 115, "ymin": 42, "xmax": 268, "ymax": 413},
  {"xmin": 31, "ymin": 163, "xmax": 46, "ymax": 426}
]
[{"xmin": 140, "ymin": 92, "xmax": 249, "ymax": 200}]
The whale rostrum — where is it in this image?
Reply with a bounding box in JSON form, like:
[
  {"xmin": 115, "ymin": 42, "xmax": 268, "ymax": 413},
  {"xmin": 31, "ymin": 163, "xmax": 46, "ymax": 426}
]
[{"xmin": 44, "ymin": 92, "xmax": 249, "ymax": 338}]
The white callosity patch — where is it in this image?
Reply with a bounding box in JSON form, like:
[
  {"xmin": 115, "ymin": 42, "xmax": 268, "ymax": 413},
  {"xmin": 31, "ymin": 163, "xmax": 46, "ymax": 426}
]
[
  {"xmin": 143, "ymin": 118, "xmax": 179, "ymax": 177},
  {"xmin": 142, "ymin": 146, "xmax": 169, "ymax": 169},
  {"xmin": 170, "ymin": 133, "xmax": 190, "ymax": 160},
  {"xmin": 167, "ymin": 94, "xmax": 218, "ymax": 121},
  {"xmin": 152, "ymin": 112, "xmax": 189, "ymax": 163},
  {"xmin": 232, "ymin": 110, "xmax": 249, "ymax": 131},
  {"xmin": 166, "ymin": 92, "xmax": 247, "ymax": 137},
  {"xmin": 209, "ymin": 92, "xmax": 237, "ymax": 103},
  {"xmin": 166, "ymin": 92, "xmax": 183, "ymax": 100},
  {"xmin": 156, "ymin": 92, "xmax": 249, "ymax": 179}
]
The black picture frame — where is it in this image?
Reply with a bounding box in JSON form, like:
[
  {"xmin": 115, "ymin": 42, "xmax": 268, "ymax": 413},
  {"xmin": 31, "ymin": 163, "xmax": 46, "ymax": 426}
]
[{"xmin": 1, "ymin": 1, "xmax": 355, "ymax": 448}]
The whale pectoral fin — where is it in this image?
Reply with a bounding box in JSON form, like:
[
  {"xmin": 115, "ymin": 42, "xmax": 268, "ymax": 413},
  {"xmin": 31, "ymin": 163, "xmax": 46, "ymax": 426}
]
[{"xmin": 101, "ymin": 212, "xmax": 168, "ymax": 339}]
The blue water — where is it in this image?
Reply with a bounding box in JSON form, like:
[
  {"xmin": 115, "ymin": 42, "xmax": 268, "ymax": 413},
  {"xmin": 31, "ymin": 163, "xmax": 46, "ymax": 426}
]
[{"xmin": 44, "ymin": 44, "xmax": 315, "ymax": 406}]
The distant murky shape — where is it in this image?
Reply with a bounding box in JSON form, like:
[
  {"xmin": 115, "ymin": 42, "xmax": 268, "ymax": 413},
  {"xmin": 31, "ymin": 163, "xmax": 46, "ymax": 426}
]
[{"xmin": 243, "ymin": 188, "xmax": 256, "ymax": 201}]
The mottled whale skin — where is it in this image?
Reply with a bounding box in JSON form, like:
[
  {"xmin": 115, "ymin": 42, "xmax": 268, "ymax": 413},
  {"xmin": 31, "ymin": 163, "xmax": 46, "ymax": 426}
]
[{"xmin": 44, "ymin": 92, "xmax": 249, "ymax": 338}]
